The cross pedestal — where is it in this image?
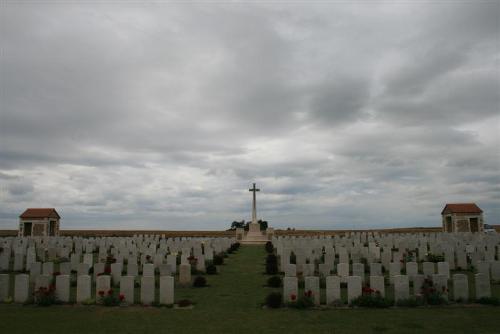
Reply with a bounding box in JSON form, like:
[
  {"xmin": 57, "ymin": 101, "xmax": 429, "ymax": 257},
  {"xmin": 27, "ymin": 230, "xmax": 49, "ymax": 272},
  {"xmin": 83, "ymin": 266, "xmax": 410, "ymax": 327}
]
[{"xmin": 240, "ymin": 183, "xmax": 270, "ymax": 244}]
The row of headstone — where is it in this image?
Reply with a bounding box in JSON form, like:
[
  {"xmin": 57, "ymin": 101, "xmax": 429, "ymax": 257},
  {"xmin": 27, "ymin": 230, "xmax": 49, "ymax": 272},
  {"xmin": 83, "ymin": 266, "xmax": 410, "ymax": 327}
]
[
  {"xmin": 272, "ymin": 232, "xmax": 499, "ymax": 287},
  {"xmin": 0, "ymin": 236, "xmax": 235, "ymax": 274},
  {"xmin": 273, "ymin": 232, "xmax": 499, "ymax": 270},
  {"xmin": 24, "ymin": 261, "xmax": 194, "ymax": 287},
  {"xmin": 281, "ymin": 273, "xmax": 492, "ymax": 306},
  {"xmin": 0, "ymin": 273, "xmax": 175, "ymax": 305}
]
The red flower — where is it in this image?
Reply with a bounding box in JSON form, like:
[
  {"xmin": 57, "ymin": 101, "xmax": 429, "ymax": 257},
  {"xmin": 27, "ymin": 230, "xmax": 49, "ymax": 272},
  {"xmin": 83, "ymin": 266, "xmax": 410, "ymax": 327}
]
[
  {"xmin": 108, "ymin": 289, "xmax": 113, "ymax": 295},
  {"xmin": 306, "ymin": 290, "xmax": 313, "ymax": 298},
  {"xmin": 290, "ymin": 294, "xmax": 297, "ymax": 301},
  {"xmin": 119, "ymin": 294, "xmax": 125, "ymax": 301},
  {"xmin": 104, "ymin": 267, "xmax": 111, "ymax": 274},
  {"xmin": 98, "ymin": 290, "xmax": 105, "ymax": 296}
]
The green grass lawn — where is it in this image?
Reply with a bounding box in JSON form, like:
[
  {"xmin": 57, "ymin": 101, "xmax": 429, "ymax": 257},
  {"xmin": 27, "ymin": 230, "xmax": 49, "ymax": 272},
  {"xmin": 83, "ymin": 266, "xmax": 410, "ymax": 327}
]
[{"xmin": 1, "ymin": 245, "xmax": 499, "ymax": 334}]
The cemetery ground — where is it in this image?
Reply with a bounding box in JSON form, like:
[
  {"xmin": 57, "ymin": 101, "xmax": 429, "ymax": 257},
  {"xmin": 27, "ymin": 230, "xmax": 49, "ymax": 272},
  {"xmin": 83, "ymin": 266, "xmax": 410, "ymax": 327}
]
[{"xmin": 1, "ymin": 245, "xmax": 499, "ymax": 334}]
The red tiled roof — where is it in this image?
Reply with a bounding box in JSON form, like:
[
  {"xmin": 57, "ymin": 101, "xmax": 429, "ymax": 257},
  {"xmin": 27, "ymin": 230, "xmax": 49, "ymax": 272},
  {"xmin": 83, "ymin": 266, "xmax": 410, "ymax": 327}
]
[
  {"xmin": 19, "ymin": 208, "xmax": 60, "ymax": 219},
  {"xmin": 441, "ymin": 203, "xmax": 482, "ymax": 214}
]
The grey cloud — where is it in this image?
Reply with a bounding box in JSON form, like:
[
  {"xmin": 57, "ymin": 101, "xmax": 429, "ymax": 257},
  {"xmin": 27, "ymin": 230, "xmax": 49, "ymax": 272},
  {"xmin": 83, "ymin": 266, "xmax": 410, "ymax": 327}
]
[{"xmin": 0, "ymin": 2, "xmax": 498, "ymax": 229}]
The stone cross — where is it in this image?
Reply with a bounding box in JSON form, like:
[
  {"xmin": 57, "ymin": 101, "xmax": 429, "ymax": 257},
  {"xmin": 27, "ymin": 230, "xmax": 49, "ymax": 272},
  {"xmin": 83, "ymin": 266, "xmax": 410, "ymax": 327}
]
[{"xmin": 249, "ymin": 183, "xmax": 260, "ymax": 224}]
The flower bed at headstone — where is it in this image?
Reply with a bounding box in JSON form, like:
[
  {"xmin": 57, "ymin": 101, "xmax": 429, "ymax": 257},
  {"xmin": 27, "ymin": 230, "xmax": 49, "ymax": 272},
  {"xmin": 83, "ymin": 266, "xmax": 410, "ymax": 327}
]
[
  {"xmin": 419, "ymin": 277, "xmax": 447, "ymax": 305},
  {"xmin": 34, "ymin": 285, "xmax": 58, "ymax": 306},
  {"xmin": 351, "ymin": 287, "xmax": 392, "ymax": 308},
  {"xmin": 98, "ymin": 289, "xmax": 124, "ymax": 306},
  {"xmin": 287, "ymin": 290, "xmax": 315, "ymax": 309}
]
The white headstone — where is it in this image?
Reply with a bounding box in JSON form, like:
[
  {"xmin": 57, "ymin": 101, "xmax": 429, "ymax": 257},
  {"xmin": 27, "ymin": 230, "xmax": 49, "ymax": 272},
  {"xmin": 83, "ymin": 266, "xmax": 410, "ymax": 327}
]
[
  {"xmin": 406, "ymin": 262, "xmax": 418, "ymax": 280},
  {"xmin": 347, "ymin": 275, "xmax": 362, "ymax": 304},
  {"xmin": 422, "ymin": 262, "xmax": 435, "ymax": 277},
  {"xmin": 59, "ymin": 262, "xmax": 72, "ymax": 275},
  {"xmin": 283, "ymin": 276, "xmax": 298, "ymax": 303},
  {"xmin": 140, "ymin": 276, "xmax": 155, "ymax": 305},
  {"xmin": 304, "ymin": 276, "xmax": 320, "ymax": 305},
  {"xmin": 179, "ymin": 264, "xmax": 191, "ymax": 285},
  {"xmin": 42, "ymin": 262, "xmax": 54, "ymax": 276},
  {"xmin": 119, "ymin": 275, "xmax": 135, "ymax": 304},
  {"xmin": 14, "ymin": 274, "xmax": 29, "ymax": 303},
  {"xmin": 96, "ymin": 275, "xmax": 111, "ymax": 297},
  {"xmin": 393, "ymin": 275, "xmax": 409, "ymax": 301},
  {"xmin": 127, "ymin": 263, "xmax": 138, "ymax": 277},
  {"xmin": 325, "ymin": 276, "xmax": 341, "ymax": 305},
  {"xmin": 452, "ymin": 274, "xmax": 468, "ymax": 301},
  {"xmin": 389, "ymin": 262, "xmax": 400, "ymax": 284},
  {"xmin": 111, "ymin": 262, "xmax": 123, "ymax": 286},
  {"xmin": 143, "ymin": 263, "xmax": 155, "ymax": 277},
  {"xmin": 55, "ymin": 275, "xmax": 70, "ymax": 303},
  {"xmin": 437, "ymin": 262, "xmax": 450, "ymax": 280},
  {"xmin": 369, "ymin": 275, "xmax": 385, "ymax": 297},
  {"xmin": 352, "ymin": 263, "xmax": 365, "ymax": 282},
  {"xmin": 159, "ymin": 276, "xmax": 174, "ymax": 305},
  {"xmin": 370, "ymin": 263, "xmax": 382, "ymax": 277},
  {"xmin": 475, "ymin": 273, "xmax": 491, "ymax": 299},
  {"xmin": 76, "ymin": 275, "xmax": 91, "ymax": 303},
  {"xmin": 337, "ymin": 263, "xmax": 349, "ymax": 283}
]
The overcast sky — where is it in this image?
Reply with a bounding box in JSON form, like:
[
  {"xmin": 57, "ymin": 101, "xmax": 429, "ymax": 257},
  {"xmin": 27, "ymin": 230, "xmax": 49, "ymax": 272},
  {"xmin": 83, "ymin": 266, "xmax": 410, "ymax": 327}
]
[{"xmin": 0, "ymin": 1, "xmax": 499, "ymax": 230}]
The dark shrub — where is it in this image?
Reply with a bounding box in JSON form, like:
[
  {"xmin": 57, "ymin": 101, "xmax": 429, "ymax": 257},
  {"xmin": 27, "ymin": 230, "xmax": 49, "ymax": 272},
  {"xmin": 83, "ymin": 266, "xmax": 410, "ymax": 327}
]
[
  {"xmin": 265, "ymin": 242, "xmax": 274, "ymax": 254},
  {"xmin": 426, "ymin": 253, "xmax": 445, "ymax": 263},
  {"xmin": 193, "ymin": 276, "xmax": 207, "ymax": 287},
  {"xmin": 177, "ymin": 299, "xmax": 192, "ymax": 307},
  {"xmin": 230, "ymin": 243, "xmax": 240, "ymax": 252},
  {"xmin": 266, "ymin": 254, "xmax": 278, "ymax": 264},
  {"xmin": 266, "ymin": 262, "xmax": 278, "ymax": 275},
  {"xmin": 476, "ymin": 297, "xmax": 500, "ymax": 306},
  {"xmin": 267, "ymin": 276, "xmax": 282, "ymax": 287},
  {"xmin": 266, "ymin": 254, "xmax": 278, "ymax": 274},
  {"xmin": 206, "ymin": 264, "xmax": 217, "ymax": 275},
  {"xmin": 265, "ymin": 292, "xmax": 282, "ymax": 308},
  {"xmin": 213, "ymin": 254, "xmax": 224, "ymax": 265}
]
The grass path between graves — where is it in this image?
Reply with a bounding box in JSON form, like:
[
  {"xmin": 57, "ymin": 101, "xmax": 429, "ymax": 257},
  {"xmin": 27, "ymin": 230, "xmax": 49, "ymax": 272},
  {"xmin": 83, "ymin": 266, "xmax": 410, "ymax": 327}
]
[{"xmin": 1, "ymin": 245, "xmax": 499, "ymax": 334}]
